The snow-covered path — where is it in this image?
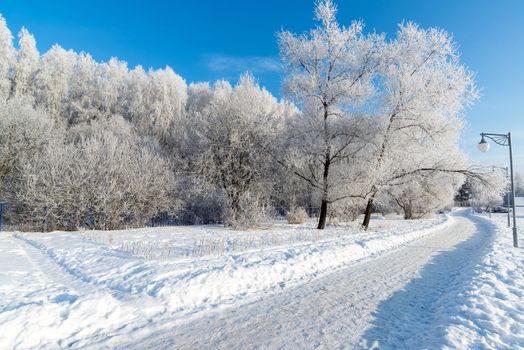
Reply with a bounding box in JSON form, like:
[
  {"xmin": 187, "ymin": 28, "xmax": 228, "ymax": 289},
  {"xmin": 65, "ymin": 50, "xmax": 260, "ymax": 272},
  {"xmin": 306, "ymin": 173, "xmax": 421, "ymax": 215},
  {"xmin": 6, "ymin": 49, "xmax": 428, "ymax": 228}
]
[
  {"xmin": 123, "ymin": 211, "xmax": 494, "ymax": 349},
  {"xmin": 2, "ymin": 209, "xmax": 522, "ymax": 349}
]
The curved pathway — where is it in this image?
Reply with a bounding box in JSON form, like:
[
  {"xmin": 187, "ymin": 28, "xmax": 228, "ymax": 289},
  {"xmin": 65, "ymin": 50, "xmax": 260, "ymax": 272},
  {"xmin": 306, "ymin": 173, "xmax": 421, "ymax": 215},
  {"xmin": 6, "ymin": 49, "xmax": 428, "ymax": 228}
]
[{"xmin": 122, "ymin": 211, "xmax": 495, "ymax": 349}]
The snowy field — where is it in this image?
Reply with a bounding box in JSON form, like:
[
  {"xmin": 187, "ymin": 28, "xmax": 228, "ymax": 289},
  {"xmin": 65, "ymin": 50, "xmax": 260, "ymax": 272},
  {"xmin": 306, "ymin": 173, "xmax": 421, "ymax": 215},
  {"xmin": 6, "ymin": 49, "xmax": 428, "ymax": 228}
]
[{"xmin": 0, "ymin": 209, "xmax": 523, "ymax": 349}]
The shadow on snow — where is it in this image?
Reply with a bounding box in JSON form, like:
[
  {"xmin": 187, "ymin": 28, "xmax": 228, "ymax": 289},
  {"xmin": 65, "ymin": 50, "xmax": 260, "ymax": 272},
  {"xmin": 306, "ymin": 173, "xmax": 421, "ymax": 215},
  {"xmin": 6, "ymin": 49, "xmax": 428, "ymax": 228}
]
[{"xmin": 359, "ymin": 212, "xmax": 497, "ymax": 349}]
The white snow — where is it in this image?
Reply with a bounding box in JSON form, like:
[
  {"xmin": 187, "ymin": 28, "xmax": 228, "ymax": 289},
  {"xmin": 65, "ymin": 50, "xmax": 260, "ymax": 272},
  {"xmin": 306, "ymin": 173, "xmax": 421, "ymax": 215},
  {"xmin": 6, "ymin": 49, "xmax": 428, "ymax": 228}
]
[
  {"xmin": 120, "ymin": 209, "xmax": 517, "ymax": 349},
  {"xmin": 437, "ymin": 209, "xmax": 524, "ymax": 349},
  {"xmin": 0, "ymin": 209, "xmax": 523, "ymax": 349}
]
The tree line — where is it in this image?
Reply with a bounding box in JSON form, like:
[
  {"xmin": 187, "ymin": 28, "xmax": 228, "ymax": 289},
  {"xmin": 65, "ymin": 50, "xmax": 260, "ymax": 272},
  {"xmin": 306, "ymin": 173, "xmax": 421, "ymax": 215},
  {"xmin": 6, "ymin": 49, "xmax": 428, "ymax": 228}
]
[{"xmin": 0, "ymin": 0, "xmax": 505, "ymax": 232}]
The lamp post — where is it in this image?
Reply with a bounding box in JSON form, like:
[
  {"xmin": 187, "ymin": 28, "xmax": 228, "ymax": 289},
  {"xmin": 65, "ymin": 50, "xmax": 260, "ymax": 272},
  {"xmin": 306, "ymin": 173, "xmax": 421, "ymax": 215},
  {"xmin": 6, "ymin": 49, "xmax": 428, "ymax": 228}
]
[
  {"xmin": 478, "ymin": 132, "xmax": 518, "ymax": 247},
  {"xmin": 505, "ymin": 166, "xmax": 511, "ymax": 228}
]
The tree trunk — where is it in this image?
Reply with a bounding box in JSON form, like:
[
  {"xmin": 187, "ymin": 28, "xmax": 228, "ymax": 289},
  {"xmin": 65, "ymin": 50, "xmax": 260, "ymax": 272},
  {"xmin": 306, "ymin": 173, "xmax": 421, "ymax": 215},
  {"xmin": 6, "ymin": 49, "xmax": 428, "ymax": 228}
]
[
  {"xmin": 317, "ymin": 148, "xmax": 330, "ymax": 229},
  {"xmin": 403, "ymin": 205, "xmax": 412, "ymax": 220},
  {"xmin": 362, "ymin": 198, "xmax": 373, "ymax": 230},
  {"xmin": 317, "ymin": 102, "xmax": 331, "ymax": 230},
  {"xmin": 317, "ymin": 199, "xmax": 328, "ymax": 229}
]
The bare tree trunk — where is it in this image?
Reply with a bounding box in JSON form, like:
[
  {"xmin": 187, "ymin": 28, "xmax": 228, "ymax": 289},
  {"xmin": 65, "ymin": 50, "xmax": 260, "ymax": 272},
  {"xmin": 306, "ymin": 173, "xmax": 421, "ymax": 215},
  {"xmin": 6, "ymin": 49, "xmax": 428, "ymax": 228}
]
[
  {"xmin": 362, "ymin": 198, "xmax": 373, "ymax": 230},
  {"xmin": 403, "ymin": 205, "xmax": 412, "ymax": 220},
  {"xmin": 317, "ymin": 198, "xmax": 328, "ymax": 229},
  {"xmin": 317, "ymin": 103, "xmax": 331, "ymax": 230},
  {"xmin": 317, "ymin": 143, "xmax": 330, "ymax": 229}
]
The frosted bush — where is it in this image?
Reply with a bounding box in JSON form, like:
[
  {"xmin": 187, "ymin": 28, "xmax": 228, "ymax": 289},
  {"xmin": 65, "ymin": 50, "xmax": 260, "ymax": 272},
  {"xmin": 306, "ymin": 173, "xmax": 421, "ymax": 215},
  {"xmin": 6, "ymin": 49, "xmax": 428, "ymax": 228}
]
[
  {"xmin": 287, "ymin": 207, "xmax": 308, "ymax": 224},
  {"xmin": 225, "ymin": 193, "xmax": 270, "ymax": 230}
]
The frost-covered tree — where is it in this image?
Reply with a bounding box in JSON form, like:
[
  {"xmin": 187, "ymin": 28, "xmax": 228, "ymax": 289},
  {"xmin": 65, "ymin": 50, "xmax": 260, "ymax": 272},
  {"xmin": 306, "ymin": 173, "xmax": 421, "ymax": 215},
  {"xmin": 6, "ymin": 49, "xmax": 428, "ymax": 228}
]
[
  {"xmin": 360, "ymin": 22, "xmax": 478, "ymax": 229},
  {"xmin": 469, "ymin": 166, "xmax": 508, "ymax": 211},
  {"xmin": 118, "ymin": 65, "xmax": 148, "ymax": 126},
  {"xmin": 0, "ymin": 14, "xmax": 15, "ymax": 101},
  {"xmin": 278, "ymin": 0, "xmax": 383, "ymax": 229},
  {"xmin": 11, "ymin": 28, "xmax": 39, "ymax": 98},
  {"xmin": 95, "ymin": 57, "xmax": 129, "ymax": 121},
  {"xmin": 32, "ymin": 45, "xmax": 77, "ymax": 120},
  {"xmin": 180, "ymin": 82, "xmax": 213, "ymax": 162},
  {"xmin": 0, "ymin": 7, "xmax": 499, "ymax": 232},
  {"xmin": 0, "ymin": 99, "xmax": 57, "ymax": 225},
  {"xmin": 66, "ymin": 53, "xmax": 104, "ymax": 124},
  {"xmin": 386, "ymin": 173, "xmax": 462, "ymax": 219},
  {"xmin": 145, "ymin": 66, "xmax": 188, "ymax": 156},
  {"xmin": 17, "ymin": 117, "xmax": 179, "ymax": 231},
  {"xmin": 65, "ymin": 54, "xmax": 131, "ymax": 126},
  {"xmin": 146, "ymin": 67, "xmax": 187, "ymax": 130},
  {"xmin": 191, "ymin": 74, "xmax": 290, "ymax": 228},
  {"xmin": 0, "ymin": 16, "xmax": 193, "ymax": 230}
]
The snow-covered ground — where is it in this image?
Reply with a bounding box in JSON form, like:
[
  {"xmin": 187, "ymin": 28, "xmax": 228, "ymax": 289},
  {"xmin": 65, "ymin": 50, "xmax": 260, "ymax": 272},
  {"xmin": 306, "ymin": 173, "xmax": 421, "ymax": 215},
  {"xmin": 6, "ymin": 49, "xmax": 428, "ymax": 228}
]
[
  {"xmin": 0, "ymin": 209, "xmax": 522, "ymax": 349},
  {"xmin": 438, "ymin": 208, "xmax": 524, "ymax": 349},
  {"xmin": 121, "ymin": 209, "xmax": 524, "ymax": 349}
]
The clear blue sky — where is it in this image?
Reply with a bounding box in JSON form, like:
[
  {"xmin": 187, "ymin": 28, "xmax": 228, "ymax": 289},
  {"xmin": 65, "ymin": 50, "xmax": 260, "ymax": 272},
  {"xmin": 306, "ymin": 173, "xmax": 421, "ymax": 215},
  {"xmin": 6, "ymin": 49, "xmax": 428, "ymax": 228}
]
[{"xmin": 2, "ymin": 0, "xmax": 523, "ymax": 173}]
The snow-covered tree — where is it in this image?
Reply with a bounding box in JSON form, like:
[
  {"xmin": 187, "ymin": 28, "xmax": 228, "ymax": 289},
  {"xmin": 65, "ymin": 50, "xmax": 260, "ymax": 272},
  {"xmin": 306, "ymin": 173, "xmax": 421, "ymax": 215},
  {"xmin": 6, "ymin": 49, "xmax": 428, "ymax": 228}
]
[
  {"xmin": 0, "ymin": 7, "xmax": 500, "ymax": 232},
  {"xmin": 65, "ymin": 54, "xmax": 133, "ymax": 126},
  {"xmin": 469, "ymin": 166, "xmax": 508, "ymax": 211},
  {"xmin": 278, "ymin": 0, "xmax": 383, "ymax": 229},
  {"xmin": 0, "ymin": 14, "xmax": 15, "ymax": 100},
  {"xmin": 359, "ymin": 22, "xmax": 478, "ymax": 229},
  {"xmin": 191, "ymin": 74, "xmax": 290, "ymax": 228},
  {"xmin": 0, "ymin": 99, "xmax": 58, "ymax": 225},
  {"xmin": 11, "ymin": 27, "xmax": 39, "ymax": 98},
  {"xmin": 386, "ymin": 173, "xmax": 462, "ymax": 219},
  {"xmin": 145, "ymin": 66, "xmax": 187, "ymax": 143},
  {"xmin": 32, "ymin": 45, "xmax": 77, "ymax": 121},
  {"xmin": 66, "ymin": 53, "xmax": 104, "ymax": 124},
  {"xmin": 118, "ymin": 65, "xmax": 149, "ymax": 127},
  {"xmin": 0, "ymin": 98, "xmax": 55, "ymax": 186},
  {"xmin": 17, "ymin": 116, "xmax": 179, "ymax": 231}
]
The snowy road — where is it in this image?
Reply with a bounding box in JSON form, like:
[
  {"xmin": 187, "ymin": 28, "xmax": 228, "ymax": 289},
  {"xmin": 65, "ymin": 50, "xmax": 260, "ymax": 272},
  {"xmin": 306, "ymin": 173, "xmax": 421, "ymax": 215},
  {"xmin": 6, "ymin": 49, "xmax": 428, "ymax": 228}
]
[{"xmin": 122, "ymin": 211, "xmax": 496, "ymax": 349}]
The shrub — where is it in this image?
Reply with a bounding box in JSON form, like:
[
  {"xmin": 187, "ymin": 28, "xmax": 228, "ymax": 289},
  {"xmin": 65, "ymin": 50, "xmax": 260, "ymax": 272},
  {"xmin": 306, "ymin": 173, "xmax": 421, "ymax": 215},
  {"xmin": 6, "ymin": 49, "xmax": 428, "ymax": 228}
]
[
  {"xmin": 224, "ymin": 192, "xmax": 270, "ymax": 230},
  {"xmin": 287, "ymin": 207, "xmax": 308, "ymax": 224}
]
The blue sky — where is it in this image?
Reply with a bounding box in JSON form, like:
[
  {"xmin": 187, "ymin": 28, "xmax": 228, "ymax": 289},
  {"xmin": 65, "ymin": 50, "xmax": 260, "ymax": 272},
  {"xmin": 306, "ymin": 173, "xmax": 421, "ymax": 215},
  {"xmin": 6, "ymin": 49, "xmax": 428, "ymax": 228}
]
[{"xmin": 1, "ymin": 0, "xmax": 523, "ymax": 173}]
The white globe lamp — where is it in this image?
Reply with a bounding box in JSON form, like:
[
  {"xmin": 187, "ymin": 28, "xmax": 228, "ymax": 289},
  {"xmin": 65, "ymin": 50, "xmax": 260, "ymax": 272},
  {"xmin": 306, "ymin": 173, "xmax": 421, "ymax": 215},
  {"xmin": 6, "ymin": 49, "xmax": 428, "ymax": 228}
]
[{"xmin": 478, "ymin": 135, "xmax": 490, "ymax": 153}]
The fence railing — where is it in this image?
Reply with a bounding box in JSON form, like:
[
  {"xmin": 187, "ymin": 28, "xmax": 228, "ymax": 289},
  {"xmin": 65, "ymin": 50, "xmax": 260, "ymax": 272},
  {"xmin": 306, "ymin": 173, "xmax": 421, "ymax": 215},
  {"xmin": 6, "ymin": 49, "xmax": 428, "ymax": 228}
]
[
  {"xmin": 150, "ymin": 206, "xmax": 322, "ymax": 227},
  {"xmin": 151, "ymin": 206, "xmax": 224, "ymax": 227}
]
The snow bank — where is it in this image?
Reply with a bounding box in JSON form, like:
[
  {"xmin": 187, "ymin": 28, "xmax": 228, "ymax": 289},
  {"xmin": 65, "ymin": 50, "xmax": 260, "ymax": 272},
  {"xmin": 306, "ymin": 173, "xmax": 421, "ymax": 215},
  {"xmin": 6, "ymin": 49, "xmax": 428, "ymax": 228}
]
[{"xmin": 437, "ymin": 212, "xmax": 524, "ymax": 349}]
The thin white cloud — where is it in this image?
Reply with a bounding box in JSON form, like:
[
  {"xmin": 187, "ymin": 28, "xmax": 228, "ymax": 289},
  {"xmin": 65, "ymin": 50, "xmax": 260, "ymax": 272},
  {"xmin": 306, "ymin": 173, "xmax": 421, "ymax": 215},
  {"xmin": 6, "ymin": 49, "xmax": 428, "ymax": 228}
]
[{"xmin": 204, "ymin": 54, "xmax": 282, "ymax": 74}]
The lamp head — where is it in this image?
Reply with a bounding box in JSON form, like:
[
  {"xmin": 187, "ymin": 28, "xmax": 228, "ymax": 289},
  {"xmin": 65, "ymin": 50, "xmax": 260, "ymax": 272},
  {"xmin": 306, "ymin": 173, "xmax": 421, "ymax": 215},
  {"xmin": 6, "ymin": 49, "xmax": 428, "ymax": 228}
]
[{"xmin": 478, "ymin": 134, "xmax": 490, "ymax": 153}]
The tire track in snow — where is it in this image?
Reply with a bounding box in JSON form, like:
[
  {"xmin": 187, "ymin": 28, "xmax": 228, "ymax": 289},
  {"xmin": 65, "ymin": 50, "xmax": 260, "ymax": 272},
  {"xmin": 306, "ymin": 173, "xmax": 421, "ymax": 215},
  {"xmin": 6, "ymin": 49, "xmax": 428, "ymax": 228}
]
[
  {"xmin": 121, "ymin": 211, "xmax": 495, "ymax": 349},
  {"xmin": 14, "ymin": 234, "xmax": 98, "ymax": 288},
  {"xmin": 2, "ymin": 234, "xmax": 155, "ymax": 349},
  {"xmin": 12, "ymin": 234, "xmax": 98, "ymax": 300}
]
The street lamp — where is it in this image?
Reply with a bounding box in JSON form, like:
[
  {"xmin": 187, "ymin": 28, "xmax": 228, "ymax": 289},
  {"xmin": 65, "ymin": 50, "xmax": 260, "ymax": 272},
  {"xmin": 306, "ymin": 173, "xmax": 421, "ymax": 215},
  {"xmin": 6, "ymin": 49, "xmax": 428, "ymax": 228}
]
[
  {"xmin": 478, "ymin": 135, "xmax": 491, "ymax": 152},
  {"xmin": 478, "ymin": 132, "xmax": 518, "ymax": 247}
]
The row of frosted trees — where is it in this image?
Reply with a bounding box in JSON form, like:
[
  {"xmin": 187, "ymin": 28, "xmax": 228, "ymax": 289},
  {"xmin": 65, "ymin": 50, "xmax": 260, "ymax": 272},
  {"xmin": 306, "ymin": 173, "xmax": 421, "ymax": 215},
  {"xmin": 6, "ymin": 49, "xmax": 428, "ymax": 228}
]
[{"xmin": 0, "ymin": 1, "xmax": 505, "ymax": 231}]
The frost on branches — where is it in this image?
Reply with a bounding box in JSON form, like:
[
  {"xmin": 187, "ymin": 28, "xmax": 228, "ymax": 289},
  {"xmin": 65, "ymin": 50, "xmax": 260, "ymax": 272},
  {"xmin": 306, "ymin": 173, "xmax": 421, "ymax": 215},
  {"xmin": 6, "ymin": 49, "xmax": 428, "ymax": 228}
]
[
  {"xmin": 187, "ymin": 75, "xmax": 293, "ymax": 229},
  {"xmin": 278, "ymin": 0, "xmax": 497, "ymax": 229},
  {"xmin": 0, "ymin": 3, "xmax": 506, "ymax": 231},
  {"xmin": 278, "ymin": 0, "xmax": 382, "ymax": 228}
]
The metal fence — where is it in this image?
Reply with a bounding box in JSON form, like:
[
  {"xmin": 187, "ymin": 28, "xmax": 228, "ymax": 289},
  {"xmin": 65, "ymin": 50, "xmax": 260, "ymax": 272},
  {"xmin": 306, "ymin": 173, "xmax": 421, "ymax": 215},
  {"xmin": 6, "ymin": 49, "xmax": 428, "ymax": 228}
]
[
  {"xmin": 151, "ymin": 206, "xmax": 224, "ymax": 227},
  {"xmin": 150, "ymin": 206, "xmax": 322, "ymax": 227}
]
